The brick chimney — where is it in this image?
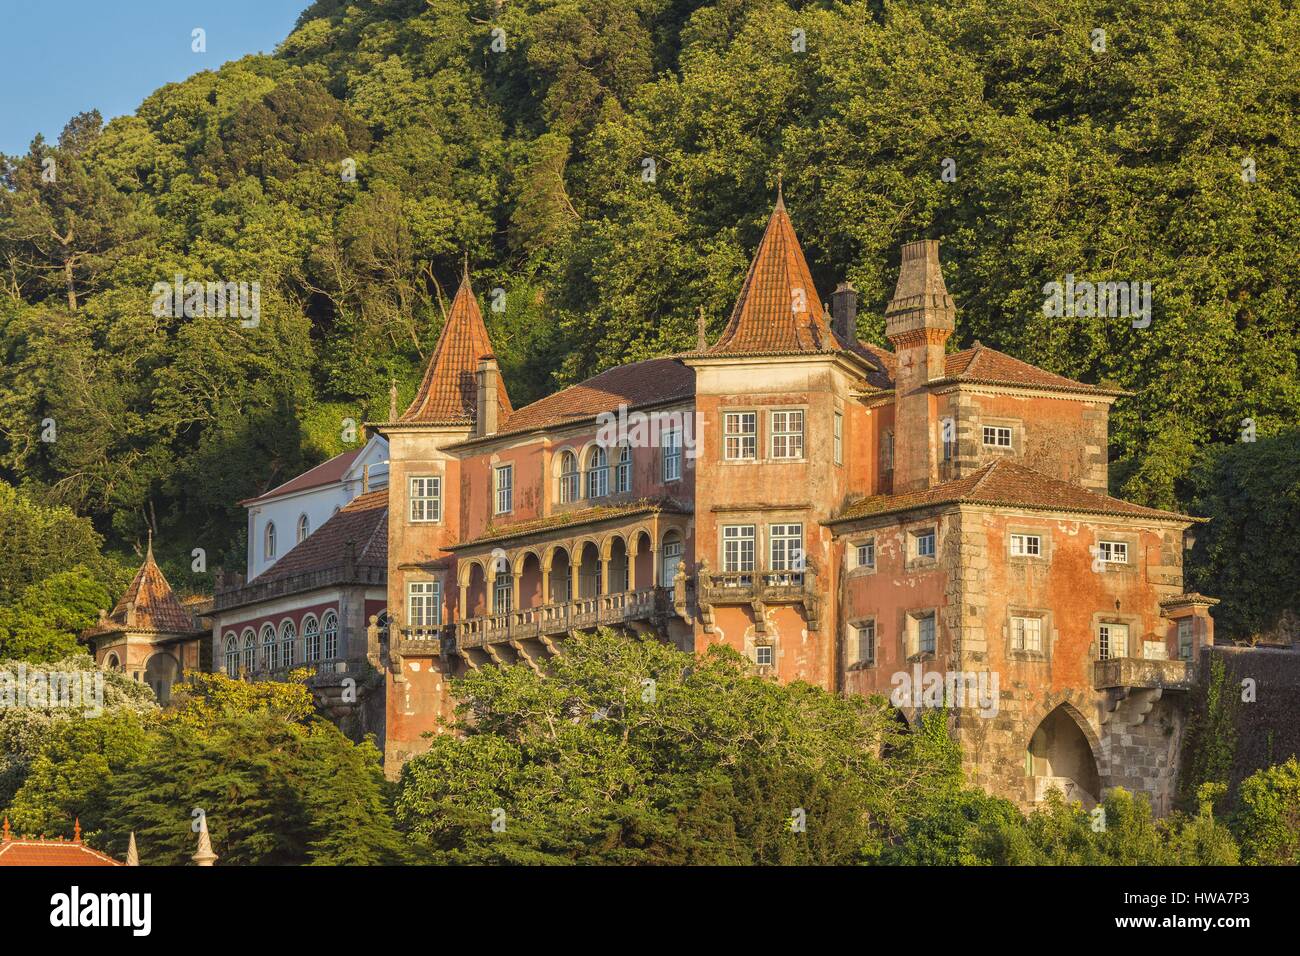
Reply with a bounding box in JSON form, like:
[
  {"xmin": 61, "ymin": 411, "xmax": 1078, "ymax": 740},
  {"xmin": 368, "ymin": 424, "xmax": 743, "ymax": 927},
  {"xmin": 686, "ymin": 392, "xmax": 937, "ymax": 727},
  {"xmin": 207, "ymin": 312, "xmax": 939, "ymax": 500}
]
[
  {"xmin": 475, "ymin": 355, "xmax": 500, "ymax": 437},
  {"xmin": 885, "ymin": 240, "xmax": 955, "ymax": 492},
  {"xmin": 832, "ymin": 281, "xmax": 858, "ymax": 345}
]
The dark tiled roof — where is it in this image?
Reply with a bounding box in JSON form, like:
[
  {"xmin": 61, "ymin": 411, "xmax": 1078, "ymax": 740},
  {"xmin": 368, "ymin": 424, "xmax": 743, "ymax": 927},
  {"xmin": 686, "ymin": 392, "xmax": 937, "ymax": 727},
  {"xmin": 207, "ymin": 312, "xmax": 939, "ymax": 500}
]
[
  {"xmin": 830, "ymin": 459, "xmax": 1198, "ymax": 524},
  {"xmin": 83, "ymin": 545, "xmax": 200, "ymax": 639},
  {"xmin": 399, "ymin": 270, "xmax": 513, "ymax": 425},
  {"xmin": 239, "ymin": 448, "xmax": 363, "ymax": 506},
  {"xmin": 485, "ymin": 358, "xmax": 696, "ymax": 437},
  {"xmin": 256, "ymin": 490, "xmax": 388, "ymax": 583},
  {"xmin": 706, "ymin": 195, "xmax": 840, "ymax": 356},
  {"xmin": 450, "ymin": 498, "xmax": 690, "ymax": 550},
  {"xmin": 936, "ymin": 343, "xmax": 1123, "ymax": 395}
]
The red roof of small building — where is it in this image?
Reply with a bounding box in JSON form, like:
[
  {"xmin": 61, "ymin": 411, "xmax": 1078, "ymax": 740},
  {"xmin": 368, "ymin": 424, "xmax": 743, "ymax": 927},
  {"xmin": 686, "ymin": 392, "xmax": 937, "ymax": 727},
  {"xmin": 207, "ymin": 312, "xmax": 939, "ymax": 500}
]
[
  {"xmin": 830, "ymin": 459, "xmax": 1198, "ymax": 524},
  {"xmin": 239, "ymin": 448, "xmax": 364, "ymax": 506},
  {"xmin": 705, "ymin": 193, "xmax": 840, "ymax": 357},
  {"xmin": 0, "ymin": 819, "xmax": 122, "ymax": 866},
  {"xmin": 255, "ymin": 490, "xmax": 388, "ymax": 584},
  {"xmin": 83, "ymin": 542, "xmax": 200, "ymax": 639},
  {"xmin": 936, "ymin": 342, "xmax": 1124, "ymax": 395},
  {"xmin": 399, "ymin": 268, "xmax": 513, "ymax": 425}
]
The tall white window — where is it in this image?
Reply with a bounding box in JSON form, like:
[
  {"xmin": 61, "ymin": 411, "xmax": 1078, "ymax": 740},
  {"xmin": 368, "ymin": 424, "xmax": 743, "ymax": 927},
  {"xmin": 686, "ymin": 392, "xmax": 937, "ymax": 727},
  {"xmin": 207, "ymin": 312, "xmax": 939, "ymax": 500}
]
[
  {"xmin": 916, "ymin": 529, "xmax": 936, "ymax": 559},
  {"xmin": 1097, "ymin": 540, "xmax": 1129, "ymax": 564},
  {"xmin": 322, "ymin": 610, "xmax": 339, "ymax": 659},
  {"xmin": 662, "ymin": 429, "xmax": 682, "ymax": 481},
  {"xmin": 661, "ymin": 538, "xmax": 683, "ymax": 585},
  {"xmin": 770, "ymin": 410, "xmax": 804, "ymax": 459},
  {"xmin": 1099, "ymin": 622, "xmax": 1129, "ymax": 660},
  {"xmin": 408, "ymin": 582, "xmax": 441, "ymax": 628},
  {"xmin": 242, "ymin": 631, "xmax": 255, "ymax": 673},
  {"xmin": 1178, "ymin": 618, "xmax": 1193, "ymax": 660},
  {"xmin": 724, "ymin": 412, "xmax": 757, "ymax": 460},
  {"xmin": 224, "ymin": 635, "xmax": 239, "ymax": 675},
  {"xmin": 1011, "ymin": 616, "xmax": 1043, "ymax": 652},
  {"xmin": 615, "ymin": 445, "xmax": 631, "ymax": 493},
  {"xmin": 494, "ymin": 464, "xmax": 513, "ymax": 514},
  {"xmin": 755, "ymin": 645, "xmax": 774, "ymax": 666},
  {"xmin": 1010, "ymin": 533, "xmax": 1041, "ymax": 557},
  {"xmin": 297, "ymin": 514, "xmax": 310, "ymax": 543},
  {"xmin": 494, "ymin": 572, "xmax": 513, "ymax": 613},
  {"xmin": 769, "ymin": 523, "xmax": 803, "ymax": 573},
  {"xmin": 264, "ymin": 522, "xmax": 276, "ymax": 559},
  {"xmin": 722, "ymin": 525, "xmax": 755, "ymax": 574},
  {"xmin": 587, "ymin": 447, "xmax": 609, "ymax": 498},
  {"xmin": 856, "ymin": 540, "xmax": 875, "ymax": 569},
  {"xmin": 260, "ymin": 624, "xmax": 276, "ymax": 671},
  {"xmin": 917, "ymin": 613, "xmax": 936, "ymax": 654},
  {"xmin": 857, "ymin": 621, "xmax": 876, "ymax": 665},
  {"xmin": 303, "ymin": 615, "xmax": 321, "ymax": 662},
  {"xmin": 833, "ymin": 411, "xmax": 843, "ymax": 465},
  {"xmin": 982, "ymin": 425, "xmax": 1013, "ymax": 447},
  {"xmin": 559, "ymin": 451, "xmax": 580, "ymax": 503},
  {"xmin": 410, "ymin": 476, "xmax": 442, "ymax": 522},
  {"xmin": 280, "ymin": 620, "xmax": 297, "ymax": 667}
]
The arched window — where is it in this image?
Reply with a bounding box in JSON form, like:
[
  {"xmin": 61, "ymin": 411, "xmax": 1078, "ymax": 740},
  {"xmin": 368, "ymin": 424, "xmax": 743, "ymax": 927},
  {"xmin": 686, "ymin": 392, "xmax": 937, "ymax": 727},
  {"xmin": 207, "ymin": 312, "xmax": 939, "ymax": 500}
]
[
  {"xmin": 615, "ymin": 445, "xmax": 631, "ymax": 493},
  {"xmin": 265, "ymin": 521, "xmax": 277, "ymax": 560},
  {"xmin": 224, "ymin": 634, "xmax": 239, "ymax": 675},
  {"xmin": 280, "ymin": 620, "xmax": 297, "ymax": 668},
  {"xmin": 587, "ymin": 446, "xmax": 609, "ymax": 499},
  {"xmin": 297, "ymin": 513, "xmax": 310, "ymax": 543},
  {"xmin": 260, "ymin": 624, "xmax": 276, "ymax": 670},
  {"xmin": 242, "ymin": 629, "xmax": 255, "ymax": 673},
  {"xmin": 105, "ymin": 652, "xmax": 120, "ymax": 672},
  {"xmin": 322, "ymin": 610, "xmax": 338, "ymax": 660},
  {"xmin": 303, "ymin": 615, "xmax": 321, "ymax": 662},
  {"xmin": 558, "ymin": 450, "xmax": 579, "ymax": 504}
]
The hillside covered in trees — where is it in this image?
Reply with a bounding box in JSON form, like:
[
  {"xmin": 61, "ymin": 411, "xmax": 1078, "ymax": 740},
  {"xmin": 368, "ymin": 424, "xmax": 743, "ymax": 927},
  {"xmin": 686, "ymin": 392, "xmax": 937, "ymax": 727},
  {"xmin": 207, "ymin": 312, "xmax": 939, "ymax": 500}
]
[{"xmin": 1, "ymin": 0, "xmax": 1297, "ymax": 638}]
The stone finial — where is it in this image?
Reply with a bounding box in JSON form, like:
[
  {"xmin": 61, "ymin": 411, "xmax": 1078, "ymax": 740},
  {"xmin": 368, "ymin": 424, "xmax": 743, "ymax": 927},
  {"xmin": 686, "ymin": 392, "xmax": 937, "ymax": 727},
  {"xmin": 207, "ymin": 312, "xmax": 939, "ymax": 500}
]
[
  {"xmin": 192, "ymin": 815, "xmax": 218, "ymax": 867},
  {"xmin": 126, "ymin": 831, "xmax": 139, "ymax": 866},
  {"xmin": 696, "ymin": 306, "xmax": 708, "ymax": 351},
  {"xmin": 389, "ymin": 377, "xmax": 398, "ymax": 423},
  {"xmin": 73, "ymin": 818, "xmax": 81, "ymax": 844}
]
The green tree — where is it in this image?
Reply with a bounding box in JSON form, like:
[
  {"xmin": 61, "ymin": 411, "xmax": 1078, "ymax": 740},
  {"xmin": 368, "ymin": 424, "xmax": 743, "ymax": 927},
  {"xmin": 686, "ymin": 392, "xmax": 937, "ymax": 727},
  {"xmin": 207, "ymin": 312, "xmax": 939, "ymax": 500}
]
[{"xmin": 1232, "ymin": 758, "xmax": 1300, "ymax": 865}]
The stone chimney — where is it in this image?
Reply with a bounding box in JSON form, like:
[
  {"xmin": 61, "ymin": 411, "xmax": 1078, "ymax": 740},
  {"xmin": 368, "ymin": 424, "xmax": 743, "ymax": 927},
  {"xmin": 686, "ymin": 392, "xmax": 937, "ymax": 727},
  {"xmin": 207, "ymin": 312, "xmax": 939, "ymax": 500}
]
[
  {"xmin": 475, "ymin": 354, "xmax": 500, "ymax": 437},
  {"xmin": 832, "ymin": 281, "xmax": 858, "ymax": 345},
  {"xmin": 885, "ymin": 240, "xmax": 955, "ymax": 492}
]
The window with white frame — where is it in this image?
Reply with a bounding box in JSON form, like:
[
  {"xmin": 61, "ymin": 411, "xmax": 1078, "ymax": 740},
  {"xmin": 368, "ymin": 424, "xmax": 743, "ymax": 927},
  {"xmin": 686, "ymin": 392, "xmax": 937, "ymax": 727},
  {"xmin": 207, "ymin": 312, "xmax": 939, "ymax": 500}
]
[
  {"xmin": 661, "ymin": 538, "xmax": 683, "ymax": 585},
  {"xmin": 722, "ymin": 525, "xmax": 755, "ymax": 574},
  {"xmin": 769, "ymin": 523, "xmax": 803, "ymax": 574},
  {"xmin": 770, "ymin": 410, "xmax": 804, "ymax": 459},
  {"xmin": 662, "ymin": 429, "xmax": 682, "ymax": 481},
  {"xmin": 915, "ymin": 529, "xmax": 936, "ymax": 559},
  {"xmin": 1010, "ymin": 533, "xmax": 1041, "ymax": 557},
  {"xmin": 558, "ymin": 450, "xmax": 580, "ymax": 503},
  {"xmin": 297, "ymin": 513, "xmax": 310, "ymax": 543},
  {"xmin": 587, "ymin": 447, "xmax": 609, "ymax": 498},
  {"xmin": 1177, "ymin": 618, "xmax": 1193, "ymax": 660},
  {"xmin": 303, "ymin": 615, "xmax": 321, "ymax": 662},
  {"xmin": 242, "ymin": 631, "xmax": 255, "ymax": 673},
  {"xmin": 410, "ymin": 476, "xmax": 441, "ymax": 522},
  {"xmin": 754, "ymin": 645, "xmax": 774, "ymax": 666},
  {"xmin": 942, "ymin": 417, "xmax": 956, "ymax": 462},
  {"xmin": 856, "ymin": 539, "xmax": 875, "ymax": 569},
  {"xmin": 1098, "ymin": 622, "xmax": 1128, "ymax": 660},
  {"xmin": 408, "ymin": 581, "xmax": 441, "ymax": 629},
  {"xmin": 1011, "ymin": 615, "xmax": 1043, "ymax": 653},
  {"xmin": 494, "ymin": 572, "xmax": 513, "ymax": 613},
  {"xmin": 264, "ymin": 521, "xmax": 276, "ymax": 560},
  {"xmin": 724, "ymin": 412, "xmax": 757, "ymax": 460},
  {"xmin": 494, "ymin": 464, "xmax": 513, "ymax": 514},
  {"xmin": 857, "ymin": 620, "xmax": 876, "ymax": 665},
  {"xmin": 260, "ymin": 624, "xmax": 276, "ymax": 670},
  {"xmin": 834, "ymin": 411, "xmax": 843, "ymax": 466},
  {"xmin": 224, "ymin": 634, "xmax": 239, "ymax": 675},
  {"xmin": 1097, "ymin": 540, "xmax": 1129, "ymax": 564},
  {"xmin": 280, "ymin": 620, "xmax": 297, "ymax": 667},
  {"xmin": 615, "ymin": 445, "xmax": 631, "ymax": 493},
  {"xmin": 916, "ymin": 612, "xmax": 936, "ymax": 655},
  {"xmin": 322, "ymin": 610, "xmax": 339, "ymax": 659},
  {"xmin": 982, "ymin": 425, "xmax": 1013, "ymax": 447}
]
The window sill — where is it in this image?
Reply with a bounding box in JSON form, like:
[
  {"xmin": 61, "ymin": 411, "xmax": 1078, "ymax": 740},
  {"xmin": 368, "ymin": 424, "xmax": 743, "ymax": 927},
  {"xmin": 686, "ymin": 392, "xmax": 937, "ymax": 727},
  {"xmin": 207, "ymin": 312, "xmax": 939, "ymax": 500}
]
[{"xmin": 847, "ymin": 660, "xmax": 877, "ymax": 672}]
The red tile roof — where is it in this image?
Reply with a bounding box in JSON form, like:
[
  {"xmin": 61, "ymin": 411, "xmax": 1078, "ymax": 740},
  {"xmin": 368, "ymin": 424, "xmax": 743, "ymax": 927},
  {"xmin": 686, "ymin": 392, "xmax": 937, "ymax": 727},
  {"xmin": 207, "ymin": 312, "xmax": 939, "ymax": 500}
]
[
  {"xmin": 83, "ymin": 543, "xmax": 200, "ymax": 639},
  {"xmin": 450, "ymin": 498, "xmax": 691, "ymax": 550},
  {"xmin": 936, "ymin": 342, "xmax": 1124, "ymax": 395},
  {"xmin": 239, "ymin": 448, "xmax": 363, "ymax": 506},
  {"xmin": 0, "ymin": 820, "xmax": 122, "ymax": 866},
  {"xmin": 705, "ymin": 194, "xmax": 840, "ymax": 356},
  {"xmin": 256, "ymin": 490, "xmax": 388, "ymax": 584},
  {"xmin": 467, "ymin": 357, "xmax": 695, "ymax": 440},
  {"xmin": 399, "ymin": 269, "xmax": 513, "ymax": 425},
  {"xmin": 830, "ymin": 459, "xmax": 1198, "ymax": 524}
]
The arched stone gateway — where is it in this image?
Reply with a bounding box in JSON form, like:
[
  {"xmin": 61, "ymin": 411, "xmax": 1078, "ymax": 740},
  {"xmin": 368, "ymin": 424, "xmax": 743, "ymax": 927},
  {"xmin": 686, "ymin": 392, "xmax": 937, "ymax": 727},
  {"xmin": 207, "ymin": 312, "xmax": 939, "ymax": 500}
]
[
  {"xmin": 1026, "ymin": 703, "xmax": 1102, "ymax": 808},
  {"xmin": 144, "ymin": 651, "xmax": 181, "ymax": 704}
]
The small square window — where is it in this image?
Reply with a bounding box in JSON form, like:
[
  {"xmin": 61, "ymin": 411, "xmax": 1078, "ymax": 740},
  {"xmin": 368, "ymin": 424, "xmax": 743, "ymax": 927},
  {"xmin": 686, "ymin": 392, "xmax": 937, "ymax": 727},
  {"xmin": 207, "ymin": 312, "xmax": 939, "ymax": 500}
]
[
  {"xmin": 856, "ymin": 540, "xmax": 875, "ymax": 569},
  {"xmin": 915, "ymin": 530, "xmax": 936, "ymax": 559},
  {"xmin": 755, "ymin": 645, "xmax": 773, "ymax": 666},
  {"xmin": 1011, "ymin": 615, "xmax": 1043, "ymax": 653},
  {"xmin": 410, "ymin": 476, "xmax": 442, "ymax": 523},
  {"xmin": 1098, "ymin": 540, "xmax": 1129, "ymax": 564},
  {"xmin": 724, "ymin": 412, "xmax": 757, "ymax": 460},
  {"xmin": 770, "ymin": 410, "xmax": 804, "ymax": 460},
  {"xmin": 1177, "ymin": 619, "xmax": 1193, "ymax": 660},
  {"xmin": 1010, "ymin": 533, "xmax": 1041, "ymax": 557},
  {"xmin": 982, "ymin": 425, "xmax": 1013, "ymax": 448}
]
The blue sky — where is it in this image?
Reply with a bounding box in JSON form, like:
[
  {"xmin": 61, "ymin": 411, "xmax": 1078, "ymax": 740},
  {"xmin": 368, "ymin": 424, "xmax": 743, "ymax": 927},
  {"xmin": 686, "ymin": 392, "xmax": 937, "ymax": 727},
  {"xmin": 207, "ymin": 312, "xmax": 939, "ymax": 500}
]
[{"xmin": 0, "ymin": 0, "xmax": 307, "ymax": 156}]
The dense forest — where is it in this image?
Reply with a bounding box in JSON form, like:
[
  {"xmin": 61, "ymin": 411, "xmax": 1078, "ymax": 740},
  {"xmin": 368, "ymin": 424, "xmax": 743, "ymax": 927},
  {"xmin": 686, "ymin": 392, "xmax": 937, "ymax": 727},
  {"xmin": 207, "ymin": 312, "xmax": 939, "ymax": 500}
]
[{"xmin": 0, "ymin": 0, "xmax": 1297, "ymax": 638}]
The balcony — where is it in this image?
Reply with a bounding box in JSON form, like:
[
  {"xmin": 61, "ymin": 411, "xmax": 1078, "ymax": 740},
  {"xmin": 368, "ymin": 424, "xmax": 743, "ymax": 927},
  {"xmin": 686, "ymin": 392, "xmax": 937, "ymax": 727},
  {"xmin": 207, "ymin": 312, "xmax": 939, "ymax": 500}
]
[
  {"xmin": 696, "ymin": 563, "xmax": 821, "ymax": 632},
  {"xmin": 1092, "ymin": 657, "xmax": 1193, "ymax": 691},
  {"xmin": 456, "ymin": 587, "xmax": 671, "ymax": 650}
]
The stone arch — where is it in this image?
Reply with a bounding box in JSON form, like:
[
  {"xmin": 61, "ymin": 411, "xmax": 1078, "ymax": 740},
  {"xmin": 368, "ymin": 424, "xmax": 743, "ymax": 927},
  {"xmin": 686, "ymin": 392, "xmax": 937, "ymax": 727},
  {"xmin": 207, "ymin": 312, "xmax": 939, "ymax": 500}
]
[
  {"xmin": 144, "ymin": 651, "xmax": 180, "ymax": 704},
  {"xmin": 105, "ymin": 651, "xmax": 121, "ymax": 672},
  {"xmin": 458, "ymin": 556, "xmax": 486, "ymax": 588},
  {"xmin": 576, "ymin": 539, "xmax": 602, "ymax": 598},
  {"xmin": 517, "ymin": 551, "xmax": 544, "ymax": 609},
  {"xmin": 1026, "ymin": 702, "xmax": 1103, "ymax": 807},
  {"xmin": 547, "ymin": 544, "xmax": 573, "ymax": 603},
  {"xmin": 512, "ymin": 548, "xmax": 541, "ymax": 576}
]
